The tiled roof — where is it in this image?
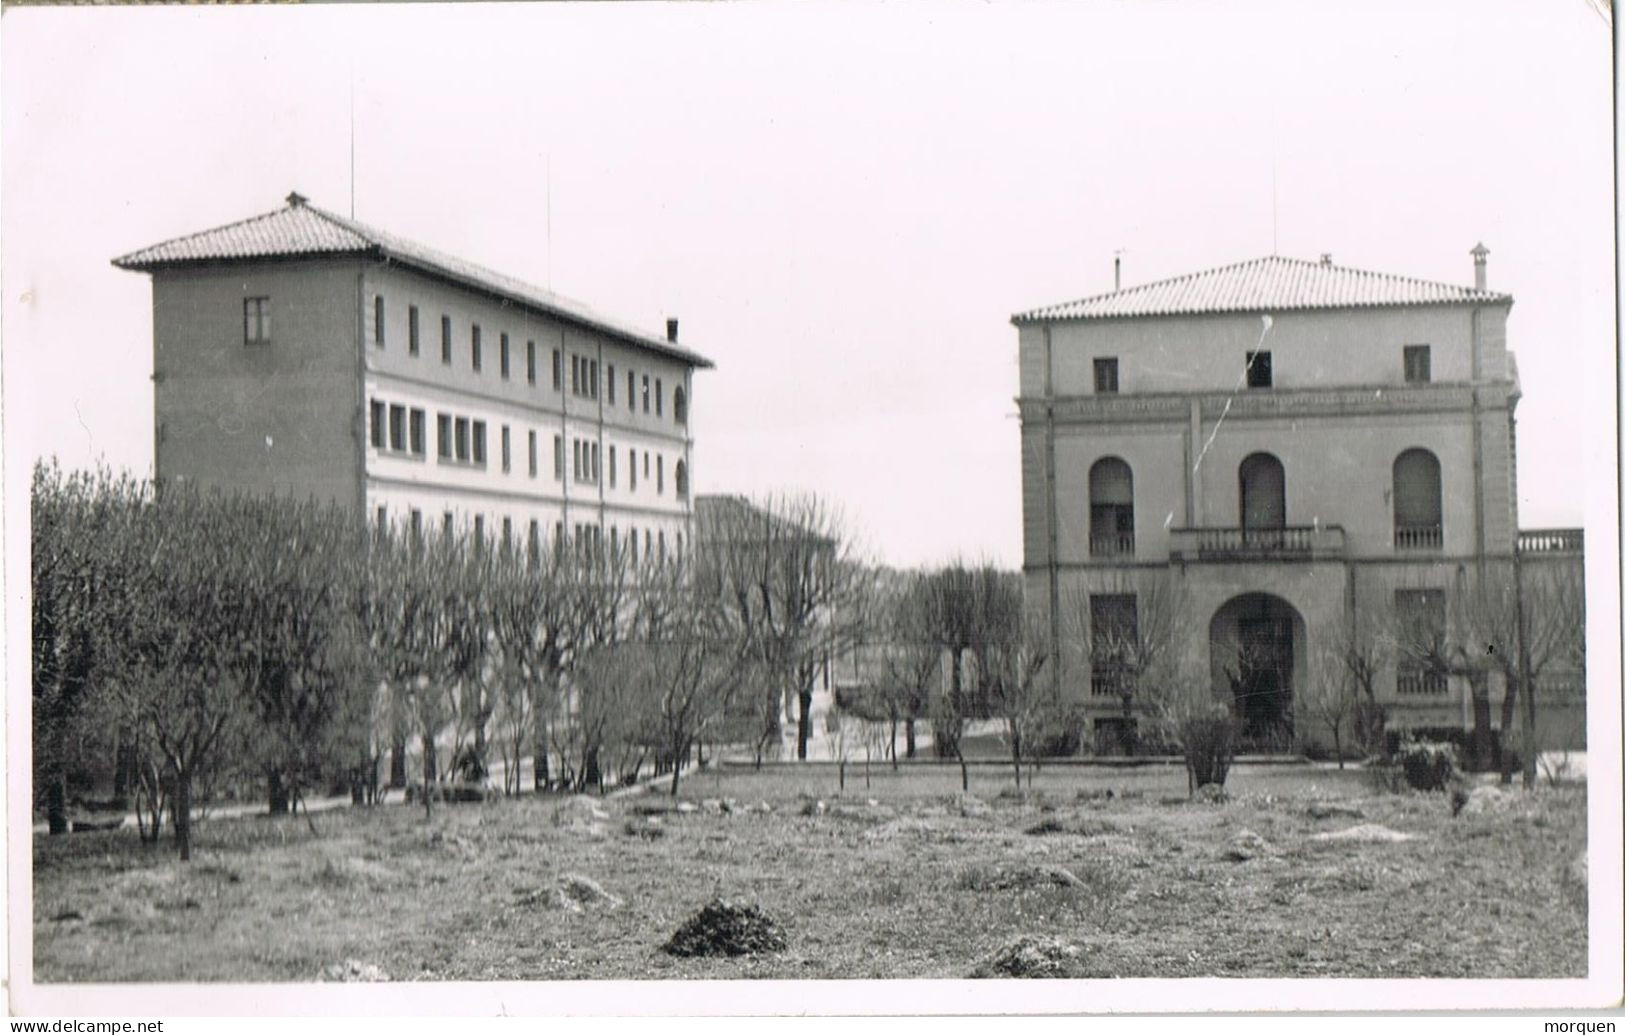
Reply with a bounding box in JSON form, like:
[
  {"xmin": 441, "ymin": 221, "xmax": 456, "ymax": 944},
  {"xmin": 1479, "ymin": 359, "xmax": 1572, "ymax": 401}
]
[
  {"xmin": 1012, "ymin": 254, "xmax": 1512, "ymax": 323},
  {"xmin": 113, "ymin": 193, "xmax": 713, "ymax": 368}
]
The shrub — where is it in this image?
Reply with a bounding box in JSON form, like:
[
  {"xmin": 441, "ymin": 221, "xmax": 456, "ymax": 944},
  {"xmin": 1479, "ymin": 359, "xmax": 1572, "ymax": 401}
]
[
  {"xmin": 1181, "ymin": 709, "xmax": 1240, "ymax": 792},
  {"xmin": 1397, "ymin": 739, "xmax": 1458, "ymax": 791}
]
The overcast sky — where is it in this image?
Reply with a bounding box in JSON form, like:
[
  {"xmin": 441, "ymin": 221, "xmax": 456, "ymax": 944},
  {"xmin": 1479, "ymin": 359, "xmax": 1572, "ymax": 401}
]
[{"xmin": 2, "ymin": 1, "xmax": 1614, "ymax": 569}]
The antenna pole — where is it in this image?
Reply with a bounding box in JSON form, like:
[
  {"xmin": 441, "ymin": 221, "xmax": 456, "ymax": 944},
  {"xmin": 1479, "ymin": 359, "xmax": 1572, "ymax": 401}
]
[
  {"xmin": 348, "ymin": 65, "xmax": 356, "ymax": 219},
  {"xmin": 546, "ymin": 152, "xmax": 553, "ymax": 290}
]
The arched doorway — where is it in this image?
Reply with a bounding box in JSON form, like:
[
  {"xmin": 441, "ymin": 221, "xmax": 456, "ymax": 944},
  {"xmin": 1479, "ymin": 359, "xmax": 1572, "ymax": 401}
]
[{"xmin": 1209, "ymin": 593, "xmax": 1303, "ymax": 751}]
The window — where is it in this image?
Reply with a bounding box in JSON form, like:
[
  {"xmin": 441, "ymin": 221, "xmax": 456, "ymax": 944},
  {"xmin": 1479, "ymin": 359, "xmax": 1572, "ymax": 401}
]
[
  {"xmin": 609, "ymin": 446, "xmax": 617, "ymax": 487},
  {"xmin": 572, "ymin": 439, "xmax": 581, "ymax": 481},
  {"xmin": 592, "ymin": 443, "xmax": 601, "ymax": 482},
  {"xmin": 410, "ymin": 509, "xmax": 422, "ymax": 540},
  {"xmin": 1093, "ymin": 358, "xmax": 1119, "ymax": 394},
  {"xmin": 244, "ymin": 297, "xmax": 271, "ymax": 345},
  {"xmin": 388, "ymin": 404, "xmax": 406, "ymax": 452},
  {"xmin": 454, "ymin": 418, "xmax": 470, "ymax": 462},
  {"xmin": 675, "ymin": 459, "xmax": 688, "ymax": 499},
  {"xmin": 527, "ymin": 340, "xmax": 537, "ymax": 385},
  {"xmin": 471, "ymin": 325, "xmax": 482, "ymax": 372},
  {"xmin": 529, "ymin": 520, "xmax": 541, "ymax": 561},
  {"xmin": 375, "ymin": 295, "xmax": 385, "ymax": 347},
  {"xmin": 630, "ymin": 529, "xmax": 639, "ymax": 563},
  {"xmin": 608, "ymin": 365, "xmax": 616, "ymax": 404},
  {"xmin": 501, "ymin": 425, "xmax": 511, "ymax": 473},
  {"xmin": 370, "ymin": 400, "xmax": 386, "ymax": 448},
  {"xmin": 571, "ymin": 355, "xmax": 580, "ymax": 395},
  {"xmin": 642, "ymin": 374, "xmax": 650, "ymax": 413},
  {"xmin": 437, "ymin": 414, "xmax": 452, "ymax": 459},
  {"xmin": 627, "ymin": 369, "xmax": 635, "ymax": 410},
  {"xmin": 500, "ymin": 334, "xmax": 511, "ymax": 379},
  {"xmin": 528, "ymin": 430, "xmax": 538, "ymax": 477},
  {"xmin": 1245, "ymin": 350, "xmax": 1273, "ymax": 388},
  {"xmin": 1239, "ymin": 452, "xmax": 1286, "ymax": 534},
  {"xmin": 674, "ymin": 385, "xmax": 687, "ymax": 425},
  {"xmin": 589, "ymin": 360, "xmax": 599, "ymax": 399},
  {"xmin": 1393, "ymin": 448, "xmax": 1442, "ymax": 550},
  {"xmin": 657, "ymin": 455, "xmax": 664, "ymax": 494},
  {"xmin": 658, "ymin": 531, "xmax": 666, "ymax": 563},
  {"xmin": 443, "ymin": 512, "xmax": 454, "ymax": 538},
  {"xmin": 1395, "ymin": 589, "xmax": 1448, "ymax": 694},
  {"xmin": 441, "ymin": 315, "xmax": 452, "ymax": 364},
  {"xmin": 610, "ymin": 527, "xmax": 619, "ymax": 556},
  {"xmin": 645, "ymin": 529, "xmax": 653, "ymax": 561},
  {"xmin": 1404, "ymin": 345, "xmax": 1432, "ymax": 384},
  {"xmin": 552, "ymin": 349, "xmax": 563, "ymax": 391},
  {"xmin": 630, "ymin": 449, "xmax": 638, "ymax": 490},
  {"xmin": 643, "ymin": 452, "xmax": 650, "ymax": 478},
  {"xmin": 409, "ymin": 409, "xmax": 425, "ymax": 456},
  {"xmin": 376, "ymin": 505, "xmax": 388, "ymax": 531},
  {"xmin": 502, "ymin": 517, "xmax": 512, "ymax": 552},
  {"xmin": 1089, "ymin": 594, "xmax": 1139, "ymax": 697},
  {"xmin": 1088, "ymin": 457, "xmax": 1134, "ymax": 556},
  {"xmin": 408, "ymin": 306, "xmax": 420, "ymax": 356},
  {"xmin": 555, "ymin": 522, "xmax": 565, "ymax": 553},
  {"xmin": 472, "ymin": 421, "xmax": 487, "ymax": 465},
  {"xmin": 656, "ymin": 378, "xmax": 663, "ymax": 416},
  {"xmin": 474, "ymin": 514, "xmax": 485, "ymax": 548},
  {"xmin": 553, "ymin": 435, "xmax": 564, "ymax": 480}
]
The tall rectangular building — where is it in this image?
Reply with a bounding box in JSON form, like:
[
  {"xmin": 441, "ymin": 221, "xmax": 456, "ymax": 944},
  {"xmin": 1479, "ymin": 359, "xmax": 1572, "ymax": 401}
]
[
  {"xmin": 1013, "ymin": 249, "xmax": 1583, "ymax": 754},
  {"xmin": 114, "ymin": 191, "xmax": 711, "ymax": 559}
]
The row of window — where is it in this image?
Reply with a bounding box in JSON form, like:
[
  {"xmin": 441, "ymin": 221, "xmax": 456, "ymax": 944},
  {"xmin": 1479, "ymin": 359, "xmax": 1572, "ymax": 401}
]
[
  {"xmin": 1089, "ymin": 345, "xmax": 1434, "ymax": 394},
  {"xmin": 367, "ymin": 294, "xmax": 689, "ymax": 426},
  {"xmin": 1085, "ymin": 448, "xmax": 1443, "ymax": 557},
  {"xmin": 375, "ymin": 504, "xmax": 681, "ymax": 566},
  {"xmin": 1084, "ymin": 589, "xmax": 1449, "ymax": 696},
  {"xmin": 368, "ymin": 396, "xmax": 690, "ymax": 498}
]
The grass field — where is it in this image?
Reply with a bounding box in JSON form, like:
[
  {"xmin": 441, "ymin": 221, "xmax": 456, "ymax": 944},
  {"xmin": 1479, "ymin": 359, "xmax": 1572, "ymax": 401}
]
[{"xmin": 33, "ymin": 762, "xmax": 1588, "ymax": 981}]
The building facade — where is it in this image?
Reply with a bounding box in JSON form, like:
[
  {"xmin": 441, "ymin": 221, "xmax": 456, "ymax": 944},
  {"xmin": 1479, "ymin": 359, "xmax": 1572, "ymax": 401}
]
[
  {"xmin": 1014, "ymin": 249, "xmax": 1584, "ymax": 755},
  {"xmin": 114, "ymin": 192, "xmax": 711, "ymax": 558}
]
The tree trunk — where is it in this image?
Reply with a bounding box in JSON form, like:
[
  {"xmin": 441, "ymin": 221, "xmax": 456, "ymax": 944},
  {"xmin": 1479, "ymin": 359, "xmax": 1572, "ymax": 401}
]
[
  {"xmin": 958, "ymin": 750, "xmax": 969, "ymax": 793},
  {"xmin": 533, "ymin": 711, "xmax": 550, "ymax": 792},
  {"xmin": 112, "ymin": 735, "xmax": 136, "ymax": 811},
  {"xmin": 1469, "ymin": 673, "xmax": 1493, "ymax": 772},
  {"xmin": 421, "ymin": 735, "xmax": 434, "ymax": 820},
  {"xmin": 905, "ymin": 717, "xmax": 916, "ymax": 759},
  {"xmin": 669, "ymin": 740, "xmax": 684, "ymax": 798},
  {"xmin": 46, "ymin": 769, "xmax": 68, "ymax": 836},
  {"xmin": 1499, "ymin": 672, "xmax": 1520, "ymax": 784},
  {"xmin": 268, "ymin": 770, "xmax": 289, "ymax": 815},
  {"xmin": 1522, "ymin": 673, "xmax": 1539, "ymax": 788},
  {"xmin": 797, "ymin": 688, "xmax": 813, "ymax": 761},
  {"xmin": 1333, "ymin": 727, "xmax": 1345, "ymax": 770},
  {"xmin": 173, "ymin": 770, "xmax": 193, "ymax": 862},
  {"xmin": 585, "ymin": 746, "xmax": 602, "ymax": 791}
]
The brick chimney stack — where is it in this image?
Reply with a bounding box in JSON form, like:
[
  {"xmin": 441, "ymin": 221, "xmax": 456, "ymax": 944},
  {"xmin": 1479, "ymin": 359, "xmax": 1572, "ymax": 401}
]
[
  {"xmin": 666, "ymin": 318, "xmax": 679, "ymax": 343},
  {"xmin": 1471, "ymin": 242, "xmax": 1489, "ymax": 291}
]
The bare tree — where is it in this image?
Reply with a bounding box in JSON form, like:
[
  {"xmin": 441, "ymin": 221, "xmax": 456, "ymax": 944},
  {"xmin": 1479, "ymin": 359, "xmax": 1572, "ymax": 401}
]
[
  {"xmin": 985, "ymin": 605, "xmax": 1055, "ymax": 788},
  {"xmin": 1063, "ymin": 573, "xmax": 1184, "ymax": 756}
]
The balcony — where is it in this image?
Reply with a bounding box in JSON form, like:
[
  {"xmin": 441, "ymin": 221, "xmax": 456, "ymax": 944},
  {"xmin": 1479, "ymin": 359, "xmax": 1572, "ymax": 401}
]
[
  {"xmin": 1088, "ymin": 532, "xmax": 1136, "ymax": 558},
  {"xmin": 1090, "ymin": 666, "xmax": 1131, "ymax": 698},
  {"xmin": 1168, "ymin": 525, "xmax": 1345, "ymax": 562},
  {"xmin": 1397, "ymin": 666, "xmax": 1448, "ymax": 696},
  {"xmin": 1518, "ymin": 528, "xmax": 1583, "ymax": 554},
  {"xmin": 1394, "ymin": 524, "xmax": 1443, "ymax": 551}
]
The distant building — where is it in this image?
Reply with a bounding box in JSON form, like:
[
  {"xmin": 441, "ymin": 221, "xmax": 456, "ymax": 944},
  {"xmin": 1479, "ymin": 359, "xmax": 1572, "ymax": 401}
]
[
  {"xmin": 114, "ymin": 191, "xmax": 711, "ymax": 558},
  {"xmin": 1013, "ymin": 248, "xmax": 1584, "ymax": 755}
]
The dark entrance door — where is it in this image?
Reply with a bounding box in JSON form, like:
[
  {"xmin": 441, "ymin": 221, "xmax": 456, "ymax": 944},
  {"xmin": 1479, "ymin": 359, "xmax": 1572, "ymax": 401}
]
[{"xmin": 1231, "ymin": 599, "xmax": 1294, "ymax": 749}]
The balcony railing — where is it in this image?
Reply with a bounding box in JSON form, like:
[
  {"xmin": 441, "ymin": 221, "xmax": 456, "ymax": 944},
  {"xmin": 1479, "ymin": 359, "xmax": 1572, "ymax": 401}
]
[
  {"xmin": 1168, "ymin": 525, "xmax": 1345, "ymax": 561},
  {"xmin": 1395, "ymin": 524, "xmax": 1443, "ymax": 551},
  {"xmin": 1397, "ymin": 666, "xmax": 1448, "ymax": 696},
  {"xmin": 1090, "ymin": 667, "xmax": 1131, "ymax": 698},
  {"xmin": 1518, "ymin": 528, "xmax": 1584, "ymax": 554},
  {"xmin": 1089, "ymin": 532, "xmax": 1136, "ymax": 558}
]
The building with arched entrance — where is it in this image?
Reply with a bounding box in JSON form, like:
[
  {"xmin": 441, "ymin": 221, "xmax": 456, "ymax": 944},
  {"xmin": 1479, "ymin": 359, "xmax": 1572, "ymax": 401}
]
[{"xmin": 1014, "ymin": 250, "xmax": 1584, "ymax": 757}]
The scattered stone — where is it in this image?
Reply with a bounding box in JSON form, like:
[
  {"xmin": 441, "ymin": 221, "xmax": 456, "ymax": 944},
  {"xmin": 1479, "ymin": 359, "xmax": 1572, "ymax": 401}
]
[
  {"xmin": 675, "ymin": 801, "xmax": 698, "ymax": 814},
  {"xmin": 972, "ymin": 934, "xmax": 1090, "ymax": 979},
  {"xmin": 757, "ymin": 801, "xmax": 774, "ymax": 813},
  {"xmin": 1223, "ymin": 829, "xmax": 1271, "ymax": 861},
  {"xmin": 954, "ymin": 794, "xmax": 990, "ymax": 818},
  {"xmin": 319, "ymin": 959, "xmax": 390, "ymax": 983},
  {"xmin": 1459, "ymin": 785, "xmax": 1514, "ymax": 816},
  {"xmin": 1024, "ymin": 817, "xmax": 1068, "ymax": 836},
  {"xmin": 1307, "ymin": 801, "xmax": 1365, "ymax": 820},
  {"xmin": 799, "ymin": 799, "xmax": 827, "ymax": 817},
  {"xmin": 624, "ymin": 818, "xmax": 666, "ymax": 840},
  {"xmin": 1076, "ymin": 788, "xmax": 1116, "ymax": 802},
  {"xmin": 427, "ymin": 830, "xmax": 477, "ymax": 856},
  {"xmin": 866, "ymin": 798, "xmax": 880, "ymax": 808},
  {"xmin": 552, "ymin": 873, "xmax": 623, "ymax": 913},
  {"xmin": 701, "ymin": 798, "xmax": 724, "ymax": 814},
  {"xmin": 662, "ymin": 897, "xmax": 788, "ymax": 957},
  {"xmin": 1310, "ymin": 823, "xmax": 1416, "ymax": 844}
]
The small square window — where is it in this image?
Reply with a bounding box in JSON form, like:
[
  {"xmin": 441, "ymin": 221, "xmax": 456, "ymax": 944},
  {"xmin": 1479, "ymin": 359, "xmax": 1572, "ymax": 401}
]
[
  {"xmin": 1093, "ymin": 358, "xmax": 1119, "ymax": 394},
  {"xmin": 1404, "ymin": 345, "xmax": 1432, "ymax": 384},
  {"xmin": 1246, "ymin": 350, "xmax": 1273, "ymax": 389}
]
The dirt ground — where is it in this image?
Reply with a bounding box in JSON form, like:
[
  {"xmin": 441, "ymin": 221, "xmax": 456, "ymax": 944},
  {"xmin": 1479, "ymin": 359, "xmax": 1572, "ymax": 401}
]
[{"xmin": 32, "ymin": 762, "xmax": 1588, "ymax": 982}]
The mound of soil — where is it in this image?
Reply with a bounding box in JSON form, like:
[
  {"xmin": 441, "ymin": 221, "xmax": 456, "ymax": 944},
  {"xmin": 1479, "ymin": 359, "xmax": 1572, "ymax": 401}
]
[
  {"xmin": 661, "ymin": 897, "xmax": 788, "ymax": 958},
  {"xmin": 972, "ymin": 934, "xmax": 1089, "ymax": 978},
  {"xmin": 1309, "ymin": 824, "xmax": 1415, "ymax": 844},
  {"xmin": 1223, "ymin": 829, "xmax": 1271, "ymax": 861}
]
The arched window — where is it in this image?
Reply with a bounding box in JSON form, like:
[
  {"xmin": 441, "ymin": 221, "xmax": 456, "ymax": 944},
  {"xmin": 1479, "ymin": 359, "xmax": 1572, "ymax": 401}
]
[
  {"xmin": 675, "ymin": 459, "xmax": 689, "ymax": 499},
  {"xmin": 1393, "ymin": 448, "xmax": 1442, "ymax": 550},
  {"xmin": 1089, "ymin": 457, "xmax": 1134, "ymax": 557},
  {"xmin": 674, "ymin": 385, "xmax": 688, "ymax": 425},
  {"xmin": 1239, "ymin": 453, "xmax": 1286, "ymax": 542}
]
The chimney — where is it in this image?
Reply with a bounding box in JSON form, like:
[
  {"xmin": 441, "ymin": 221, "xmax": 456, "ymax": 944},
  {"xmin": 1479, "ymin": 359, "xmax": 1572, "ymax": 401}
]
[
  {"xmin": 666, "ymin": 318, "xmax": 679, "ymax": 343},
  {"xmin": 1320, "ymin": 253, "xmax": 1333, "ymax": 266},
  {"xmin": 286, "ymin": 191, "xmax": 308, "ymax": 208},
  {"xmin": 1471, "ymin": 242, "xmax": 1489, "ymax": 291},
  {"xmin": 1113, "ymin": 255, "xmax": 1121, "ymax": 292}
]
